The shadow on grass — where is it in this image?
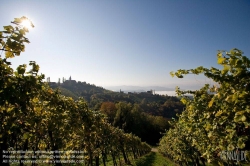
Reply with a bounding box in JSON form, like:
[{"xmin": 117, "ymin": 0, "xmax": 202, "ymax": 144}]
[{"xmin": 135, "ymin": 152, "xmax": 157, "ymax": 166}]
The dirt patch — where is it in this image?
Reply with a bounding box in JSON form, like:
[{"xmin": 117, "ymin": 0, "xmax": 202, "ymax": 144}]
[{"xmin": 151, "ymin": 148, "xmax": 158, "ymax": 152}]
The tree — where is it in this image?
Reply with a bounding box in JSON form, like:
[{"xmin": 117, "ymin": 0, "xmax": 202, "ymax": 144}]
[{"xmin": 100, "ymin": 102, "xmax": 117, "ymax": 123}]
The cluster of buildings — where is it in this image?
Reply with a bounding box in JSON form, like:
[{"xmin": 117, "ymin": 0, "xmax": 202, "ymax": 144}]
[{"xmin": 46, "ymin": 76, "xmax": 76, "ymax": 86}]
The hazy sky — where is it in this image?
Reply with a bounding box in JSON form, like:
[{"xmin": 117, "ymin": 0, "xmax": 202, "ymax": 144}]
[{"xmin": 1, "ymin": 0, "xmax": 250, "ymax": 90}]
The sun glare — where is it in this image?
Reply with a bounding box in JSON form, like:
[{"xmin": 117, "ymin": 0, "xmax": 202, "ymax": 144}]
[{"xmin": 20, "ymin": 19, "xmax": 33, "ymax": 29}]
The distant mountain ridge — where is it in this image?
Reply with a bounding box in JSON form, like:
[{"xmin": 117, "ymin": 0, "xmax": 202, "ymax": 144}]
[{"xmin": 104, "ymin": 85, "xmax": 174, "ymax": 92}]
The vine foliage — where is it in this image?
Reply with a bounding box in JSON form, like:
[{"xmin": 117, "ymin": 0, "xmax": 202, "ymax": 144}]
[
  {"xmin": 0, "ymin": 17, "xmax": 151, "ymax": 166},
  {"xmin": 159, "ymin": 49, "xmax": 250, "ymax": 165}
]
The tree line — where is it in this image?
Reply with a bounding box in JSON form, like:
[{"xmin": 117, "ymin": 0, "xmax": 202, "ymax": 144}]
[{"xmin": 100, "ymin": 101, "xmax": 170, "ymax": 145}]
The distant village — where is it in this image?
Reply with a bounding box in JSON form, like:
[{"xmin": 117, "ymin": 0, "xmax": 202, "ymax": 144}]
[{"xmin": 46, "ymin": 76, "xmax": 76, "ymax": 85}]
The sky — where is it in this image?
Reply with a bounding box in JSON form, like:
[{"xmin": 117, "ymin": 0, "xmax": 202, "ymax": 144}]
[{"xmin": 1, "ymin": 0, "xmax": 250, "ymax": 90}]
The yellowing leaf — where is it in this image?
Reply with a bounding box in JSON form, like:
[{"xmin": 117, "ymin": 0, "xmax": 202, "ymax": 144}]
[
  {"xmin": 48, "ymin": 89, "xmax": 53, "ymax": 94},
  {"xmin": 170, "ymin": 71, "xmax": 175, "ymax": 77},
  {"xmin": 180, "ymin": 98, "xmax": 187, "ymax": 104},
  {"xmin": 218, "ymin": 57, "xmax": 225, "ymax": 64},
  {"xmin": 235, "ymin": 111, "xmax": 245, "ymax": 116},
  {"xmin": 221, "ymin": 65, "xmax": 230, "ymax": 75},
  {"xmin": 33, "ymin": 98, "xmax": 39, "ymax": 103},
  {"xmin": 234, "ymin": 114, "xmax": 246, "ymax": 122},
  {"xmin": 217, "ymin": 52, "xmax": 223, "ymax": 58},
  {"xmin": 229, "ymin": 58, "xmax": 236, "ymax": 66},
  {"xmin": 225, "ymin": 95, "xmax": 232, "ymax": 102},
  {"xmin": 5, "ymin": 50, "xmax": 14, "ymax": 58},
  {"xmin": 215, "ymin": 110, "xmax": 223, "ymax": 117},
  {"xmin": 241, "ymin": 115, "xmax": 246, "ymax": 122},
  {"xmin": 208, "ymin": 98, "xmax": 214, "ymax": 108}
]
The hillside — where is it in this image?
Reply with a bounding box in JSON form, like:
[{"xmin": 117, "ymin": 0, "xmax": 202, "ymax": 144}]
[
  {"xmin": 47, "ymin": 79, "xmax": 184, "ymax": 145},
  {"xmin": 48, "ymin": 79, "xmax": 184, "ymax": 118}
]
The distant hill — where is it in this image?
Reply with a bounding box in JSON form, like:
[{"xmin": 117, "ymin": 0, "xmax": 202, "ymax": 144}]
[
  {"xmin": 47, "ymin": 79, "xmax": 184, "ymax": 119},
  {"xmin": 47, "ymin": 79, "xmax": 185, "ymax": 145},
  {"xmin": 104, "ymin": 85, "xmax": 174, "ymax": 92}
]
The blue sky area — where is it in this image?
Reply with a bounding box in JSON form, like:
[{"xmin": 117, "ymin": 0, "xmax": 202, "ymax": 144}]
[{"xmin": 1, "ymin": 0, "xmax": 250, "ymax": 90}]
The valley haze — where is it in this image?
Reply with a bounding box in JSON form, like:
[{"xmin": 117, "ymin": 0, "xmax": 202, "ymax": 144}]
[{"xmin": 104, "ymin": 84, "xmax": 207, "ymax": 92}]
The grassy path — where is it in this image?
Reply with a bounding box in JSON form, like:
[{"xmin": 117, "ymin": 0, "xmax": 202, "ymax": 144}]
[{"xmin": 130, "ymin": 151, "xmax": 177, "ymax": 166}]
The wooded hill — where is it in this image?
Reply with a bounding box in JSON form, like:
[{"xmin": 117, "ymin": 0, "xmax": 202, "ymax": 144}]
[
  {"xmin": 48, "ymin": 79, "xmax": 184, "ymax": 118},
  {"xmin": 48, "ymin": 80, "xmax": 184, "ymax": 145}
]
